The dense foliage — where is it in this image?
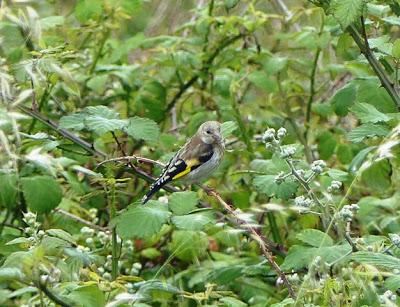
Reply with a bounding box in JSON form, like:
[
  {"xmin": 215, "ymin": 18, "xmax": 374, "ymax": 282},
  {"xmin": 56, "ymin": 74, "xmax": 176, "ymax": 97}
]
[{"xmin": 1, "ymin": 0, "xmax": 400, "ymax": 306}]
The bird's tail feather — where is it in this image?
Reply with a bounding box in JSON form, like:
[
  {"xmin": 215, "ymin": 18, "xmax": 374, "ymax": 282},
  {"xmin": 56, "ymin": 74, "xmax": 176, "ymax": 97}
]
[{"xmin": 142, "ymin": 175, "xmax": 170, "ymax": 204}]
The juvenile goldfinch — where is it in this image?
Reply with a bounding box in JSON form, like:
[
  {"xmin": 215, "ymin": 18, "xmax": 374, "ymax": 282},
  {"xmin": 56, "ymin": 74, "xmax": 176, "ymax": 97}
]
[{"xmin": 142, "ymin": 121, "xmax": 225, "ymax": 204}]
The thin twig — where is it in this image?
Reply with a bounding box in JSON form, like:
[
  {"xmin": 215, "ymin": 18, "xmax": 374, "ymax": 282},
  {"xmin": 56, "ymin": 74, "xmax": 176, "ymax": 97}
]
[
  {"xmin": 54, "ymin": 208, "xmax": 107, "ymax": 231},
  {"xmin": 97, "ymin": 155, "xmax": 165, "ymax": 168},
  {"xmin": 286, "ymin": 159, "xmax": 323, "ymax": 207},
  {"xmin": 205, "ymin": 189, "xmax": 296, "ymax": 299},
  {"xmin": 344, "ymin": 221, "xmax": 358, "ymax": 252},
  {"xmin": 18, "ymin": 105, "xmax": 104, "ymax": 157},
  {"xmin": 166, "ymin": 33, "xmax": 245, "ymax": 113},
  {"xmin": 346, "ymin": 19, "xmax": 400, "ymax": 110}
]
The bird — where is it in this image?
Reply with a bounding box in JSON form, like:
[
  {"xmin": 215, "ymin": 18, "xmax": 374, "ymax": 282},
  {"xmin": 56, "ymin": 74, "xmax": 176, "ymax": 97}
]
[{"xmin": 142, "ymin": 121, "xmax": 225, "ymax": 204}]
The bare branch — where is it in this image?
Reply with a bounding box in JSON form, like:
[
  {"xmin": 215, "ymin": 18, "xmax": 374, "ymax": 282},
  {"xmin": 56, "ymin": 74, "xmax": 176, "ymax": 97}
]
[{"xmin": 204, "ymin": 188, "xmax": 297, "ymax": 299}]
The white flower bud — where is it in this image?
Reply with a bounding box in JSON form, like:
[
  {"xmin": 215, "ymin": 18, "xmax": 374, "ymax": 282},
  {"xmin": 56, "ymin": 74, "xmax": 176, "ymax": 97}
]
[
  {"xmin": 262, "ymin": 128, "xmax": 276, "ymax": 143},
  {"xmin": 277, "ymin": 127, "xmax": 287, "ymax": 139},
  {"xmin": 311, "ymin": 160, "xmax": 326, "ymax": 174}
]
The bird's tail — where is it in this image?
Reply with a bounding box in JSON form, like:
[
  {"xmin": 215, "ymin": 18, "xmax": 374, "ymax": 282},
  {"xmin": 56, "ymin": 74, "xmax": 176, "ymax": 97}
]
[{"xmin": 142, "ymin": 175, "xmax": 170, "ymax": 204}]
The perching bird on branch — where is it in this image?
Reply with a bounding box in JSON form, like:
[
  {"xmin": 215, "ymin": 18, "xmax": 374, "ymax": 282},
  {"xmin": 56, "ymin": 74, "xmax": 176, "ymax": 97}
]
[{"xmin": 142, "ymin": 121, "xmax": 225, "ymax": 204}]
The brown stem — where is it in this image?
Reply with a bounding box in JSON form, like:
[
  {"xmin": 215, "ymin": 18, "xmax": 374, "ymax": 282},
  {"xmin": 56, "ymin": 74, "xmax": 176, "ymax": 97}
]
[
  {"xmin": 205, "ymin": 189, "xmax": 296, "ymax": 299},
  {"xmin": 346, "ymin": 19, "xmax": 400, "ymax": 110},
  {"xmin": 54, "ymin": 209, "xmax": 107, "ymax": 231}
]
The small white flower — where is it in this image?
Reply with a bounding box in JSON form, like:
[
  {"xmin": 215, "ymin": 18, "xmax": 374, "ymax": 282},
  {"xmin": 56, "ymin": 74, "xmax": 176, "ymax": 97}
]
[
  {"xmin": 277, "ymin": 127, "xmax": 287, "ymax": 139},
  {"xmin": 262, "ymin": 128, "xmax": 276, "ymax": 143}
]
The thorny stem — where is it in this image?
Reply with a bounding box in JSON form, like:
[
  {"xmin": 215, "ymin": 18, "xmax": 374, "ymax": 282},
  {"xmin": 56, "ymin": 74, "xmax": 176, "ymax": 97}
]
[
  {"xmin": 277, "ymin": 74, "xmax": 313, "ymax": 163},
  {"xmin": 165, "ymin": 33, "xmax": 245, "ymax": 113},
  {"xmin": 54, "ymin": 208, "xmax": 107, "ymax": 231},
  {"xmin": 206, "ymin": 189, "xmax": 296, "ymax": 299},
  {"xmin": 18, "ymin": 105, "xmax": 104, "ymax": 157},
  {"xmin": 97, "ymin": 155, "xmax": 165, "ymax": 168},
  {"xmin": 108, "ymin": 182, "xmax": 119, "ymax": 280},
  {"xmin": 347, "ymin": 19, "xmax": 400, "ymax": 110},
  {"xmin": 344, "ymin": 221, "xmax": 358, "ymax": 252},
  {"xmin": 286, "ymin": 159, "xmax": 323, "ymax": 208},
  {"xmin": 232, "ymin": 83, "xmax": 254, "ymax": 157},
  {"xmin": 36, "ymin": 281, "xmax": 70, "ymax": 307},
  {"xmin": 305, "ymin": 46, "xmax": 319, "ymax": 127}
]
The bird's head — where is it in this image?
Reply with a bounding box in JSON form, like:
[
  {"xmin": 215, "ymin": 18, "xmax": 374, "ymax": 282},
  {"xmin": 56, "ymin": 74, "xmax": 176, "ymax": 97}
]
[{"xmin": 198, "ymin": 121, "xmax": 223, "ymax": 145}]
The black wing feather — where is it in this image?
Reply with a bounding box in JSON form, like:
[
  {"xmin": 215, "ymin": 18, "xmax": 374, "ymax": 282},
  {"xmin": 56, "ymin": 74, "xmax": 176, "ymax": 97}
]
[{"xmin": 142, "ymin": 145, "xmax": 214, "ymax": 204}]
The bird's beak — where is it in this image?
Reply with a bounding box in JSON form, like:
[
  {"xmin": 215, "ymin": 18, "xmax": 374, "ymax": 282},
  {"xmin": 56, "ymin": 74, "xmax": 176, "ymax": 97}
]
[{"xmin": 214, "ymin": 135, "xmax": 222, "ymax": 143}]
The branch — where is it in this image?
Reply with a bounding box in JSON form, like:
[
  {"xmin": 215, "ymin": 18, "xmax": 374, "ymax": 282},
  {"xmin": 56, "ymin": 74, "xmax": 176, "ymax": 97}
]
[
  {"xmin": 36, "ymin": 281, "xmax": 71, "ymax": 307},
  {"xmin": 54, "ymin": 209, "xmax": 107, "ymax": 231},
  {"xmin": 205, "ymin": 188, "xmax": 296, "ymax": 299},
  {"xmin": 17, "ymin": 106, "xmax": 171, "ymax": 190},
  {"xmin": 18, "ymin": 105, "xmax": 104, "ymax": 157},
  {"xmin": 286, "ymin": 159, "xmax": 323, "ymax": 208},
  {"xmin": 97, "ymin": 155, "xmax": 165, "ymax": 168},
  {"xmin": 166, "ymin": 33, "xmax": 245, "ymax": 113},
  {"xmin": 347, "ymin": 19, "xmax": 400, "ymax": 110},
  {"xmin": 304, "ymin": 48, "xmax": 320, "ymax": 137},
  {"xmin": 344, "ymin": 221, "xmax": 358, "ymax": 252}
]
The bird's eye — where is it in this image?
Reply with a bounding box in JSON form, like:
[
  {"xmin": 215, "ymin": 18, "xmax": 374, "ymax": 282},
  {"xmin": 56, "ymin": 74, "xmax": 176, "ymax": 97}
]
[{"xmin": 206, "ymin": 130, "xmax": 211, "ymax": 134}]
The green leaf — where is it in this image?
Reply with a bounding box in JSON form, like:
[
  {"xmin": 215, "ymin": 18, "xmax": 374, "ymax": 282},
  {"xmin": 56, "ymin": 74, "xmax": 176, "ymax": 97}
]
[
  {"xmin": 296, "ymin": 229, "xmax": 333, "ymax": 247},
  {"xmin": 327, "ymin": 169, "xmax": 349, "ymax": 181},
  {"xmin": 248, "ymin": 71, "xmax": 278, "ymax": 93},
  {"xmin": 75, "ymin": 0, "xmax": 102, "ymax": 23},
  {"xmin": 141, "ymin": 247, "xmax": 161, "ymax": 259},
  {"xmin": 136, "ymin": 81, "xmax": 166, "ymax": 122},
  {"xmin": 361, "ymin": 159, "xmax": 392, "ymax": 192},
  {"xmin": 46, "ymin": 229, "xmax": 76, "ymax": 244},
  {"xmin": 219, "ymin": 296, "xmax": 247, "ymax": 307},
  {"xmin": 214, "ymin": 69, "xmax": 234, "ymax": 97},
  {"xmin": 253, "ymin": 175, "xmax": 298, "ymax": 200},
  {"xmin": 66, "ymin": 285, "xmax": 105, "ymax": 307},
  {"xmin": 84, "ymin": 106, "xmax": 127, "ymax": 135},
  {"xmin": 221, "ymin": 121, "xmax": 238, "ymax": 138},
  {"xmin": 347, "ymin": 123, "xmax": 390, "ymax": 143},
  {"xmin": 0, "ymin": 267, "xmax": 24, "ymax": 282},
  {"xmin": 86, "ymin": 75, "xmax": 108, "ymax": 94},
  {"xmin": 384, "ymin": 275, "xmax": 400, "ymax": 291},
  {"xmin": 125, "ymin": 116, "xmax": 160, "ymax": 142},
  {"xmin": 115, "ymin": 201, "xmax": 171, "ymax": 239},
  {"xmin": 168, "ymin": 230, "xmax": 208, "ymax": 261},
  {"xmin": 59, "ymin": 113, "xmax": 85, "ymax": 131},
  {"xmin": 0, "ymin": 174, "xmax": 18, "ymax": 209},
  {"xmin": 317, "ymin": 131, "xmax": 337, "ymax": 160},
  {"xmin": 207, "ymin": 265, "xmax": 244, "ymax": 284},
  {"xmin": 172, "ymin": 211, "xmax": 215, "ymax": 231},
  {"xmin": 21, "ymin": 176, "xmax": 62, "ymax": 213},
  {"xmin": 168, "ymin": 191, "xmax": 198, "ymax": 215},
  {"xmin": 336, "ymin": 144, "xmax": 354, "ymax": 164},
  {"xmin": 40, "ymin": 16, "xmax": 64, "ymax": 29},
  {"xmin": 350, "ymin": 103, "xmax": 390, "ymax": 123},
  {"xmin": 348, "ymin": 146, "xmax": 376, "ymax": 172},
  {"xmin": 282, "ymin": 244, "xmax": 351, "ymax": 270},
  {"xmin": 356, "ymin": 79, "xmax": 397, "ymax": 113},
  {"xmin": 331, "ymin": 0, "xmax": 365, "ymax": 29},
  {"xmin": 351, "ymin": 251, "xmax": 400, "ymax": 269},
  {"xmin": 330, "ymin": 83, "xmax": 356, "ymax": 116},
  {"xmin": 392, "ymin": 39, "xmax": 400, "ymax": 58},
  {"xmin": 271, "ymin": 298, "xmax": 295, "ymax": 307}
]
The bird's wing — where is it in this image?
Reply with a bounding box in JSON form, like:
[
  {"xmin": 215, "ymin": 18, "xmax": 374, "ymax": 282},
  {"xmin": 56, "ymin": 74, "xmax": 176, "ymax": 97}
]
[
  {"xmin": 142, "ymin": 136, "xmax": 215, "ymax": 204},
  {"xmin": 164, "ymin": 136, "xmax": 214, "ymax": 181}
]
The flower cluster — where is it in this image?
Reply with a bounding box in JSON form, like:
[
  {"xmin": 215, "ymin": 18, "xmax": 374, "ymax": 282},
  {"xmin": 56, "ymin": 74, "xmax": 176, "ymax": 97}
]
[
  {"xmin": 389, "ymin": 233, "xmax": 400, "ymax": 247},
  {"xmin": 294, "ymin": 195, "xmax": 313, "ymax": 208},
  {"xmin": 378, "ymin": 290, "xmax": 396, "ymax": 303},
  {"xmin": 311, "ymin": 160, "xmax": 326, "ymax": 174},
  {"xmin": 338, "ymin": 204, "xmax": 359, "ymax": 222},
  {"xmin": 327, "ymin": 180, "xmax": 342, "ymax": 193}
]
